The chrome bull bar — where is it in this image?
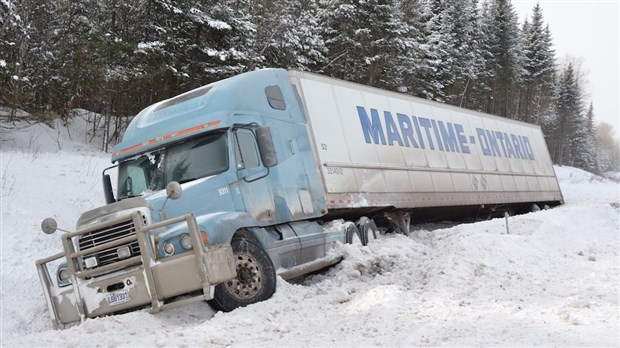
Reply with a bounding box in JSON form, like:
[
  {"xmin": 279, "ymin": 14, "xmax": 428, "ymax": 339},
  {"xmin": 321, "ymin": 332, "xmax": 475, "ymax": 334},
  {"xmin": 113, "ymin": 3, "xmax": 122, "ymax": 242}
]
[{"xmin": 36, "ymin": 212, "xmax": 235, "ymax": 329}]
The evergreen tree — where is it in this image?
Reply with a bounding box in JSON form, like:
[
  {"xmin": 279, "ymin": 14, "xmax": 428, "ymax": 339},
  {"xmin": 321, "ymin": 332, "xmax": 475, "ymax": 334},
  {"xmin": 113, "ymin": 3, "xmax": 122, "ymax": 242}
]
[
  {"xmin": 456, "ymin": 0, "xmax": 487, "ymax": 109},
  {"xmin": 596, "ymin": 122, "xmax": 620, "ymax": 172},
  {"xmin": 575, "ymin": 102, "xmax": 598, "ymax": 172},
  {"xmin": 424, "ymin": 0, "xmax": 483, "ymax": 106},
  {"xmin": 585, "ymin": 102, "xmax": 595, "ymax": 138},
  {"xmin": 253, "ymin": 0, "xmax": 327, "ymax": 71},
  {"xmin": 321, "ymin": 0, "xmax": 407, "ymax": 89},
  {"xmin": 422, "ymin": 0, "xmax": 451, "ymax": 102},
  {"xmin": 0, "ymin": 0, "xmax": 32, "ymax": 121},
  {"xmin": 0, "ymin": 0, "xmax": 603, "ymax": 169},
  {"xmin": 478, "ymin": 0, "xmax": 523, "ymax": 119},
  {"xmin": 552, "ymin": 63, "xmax": 583, "ymax": 166},
  {"xmin": 397, "ymin": 0, "xmax": 442, "ymax": 100},
  {"xmin": 135, "ymin": 0, "xmax": 259, "ymax": 93},
  {"xmin": 465, "ymin": 0, "xmax": 493, "ymax": 112},
  {"xmin": 570, "ymin": 111, "xmax": 597, "ymax": 172},
  {"xmin": 519, "ymin": 4, "xmax": 555, "ymax": 124}
]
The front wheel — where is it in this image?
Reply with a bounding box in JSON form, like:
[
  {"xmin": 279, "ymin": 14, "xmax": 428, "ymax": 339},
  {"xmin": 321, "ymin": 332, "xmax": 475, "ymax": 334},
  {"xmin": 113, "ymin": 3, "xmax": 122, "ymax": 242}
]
[{"xmin": 208, "ymin": 238, "xmax": 276, "ymax": 312}]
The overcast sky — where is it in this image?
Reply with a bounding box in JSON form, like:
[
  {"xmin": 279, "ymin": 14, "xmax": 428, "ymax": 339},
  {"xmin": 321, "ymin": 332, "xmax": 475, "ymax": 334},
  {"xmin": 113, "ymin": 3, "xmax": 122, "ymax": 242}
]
[{"xmin": 512, "ymin": 0, "xmax": 619, "ymax": 134}]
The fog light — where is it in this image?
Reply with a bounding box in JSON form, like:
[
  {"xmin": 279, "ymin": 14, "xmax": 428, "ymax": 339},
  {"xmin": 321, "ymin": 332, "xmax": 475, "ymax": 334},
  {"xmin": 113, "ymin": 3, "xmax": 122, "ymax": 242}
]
[
  {"xmin": 163, "ymin": 242, "xmax": 175, "ymax": 255},
  {"xmin": 180, "ymin": 234, "xmax": 192, "ymax": 250},
  {"xmin": 117, "ymin": 246, "xmax": 131, "ymax": 259},
  {"xmin": 57, "ymin": 267, "xmax": 71, "ymax": 287},
  {"xmin": 84, "ymin": 256, "xmax": 98, "ymax": 269}
]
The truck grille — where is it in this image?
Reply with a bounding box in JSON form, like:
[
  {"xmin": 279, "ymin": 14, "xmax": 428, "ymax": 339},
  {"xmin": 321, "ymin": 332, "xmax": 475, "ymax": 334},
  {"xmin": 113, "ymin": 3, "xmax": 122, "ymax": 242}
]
[{"xmin": 78, "ymin": 215, "xmax": 147, "ymax": 271}]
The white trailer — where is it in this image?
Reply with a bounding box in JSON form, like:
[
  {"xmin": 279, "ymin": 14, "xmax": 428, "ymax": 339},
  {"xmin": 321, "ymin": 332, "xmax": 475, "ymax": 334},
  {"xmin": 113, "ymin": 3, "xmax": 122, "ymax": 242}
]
[{"xmin": 290, "ymin": 71, "xmax": 563, "ymax": 228}]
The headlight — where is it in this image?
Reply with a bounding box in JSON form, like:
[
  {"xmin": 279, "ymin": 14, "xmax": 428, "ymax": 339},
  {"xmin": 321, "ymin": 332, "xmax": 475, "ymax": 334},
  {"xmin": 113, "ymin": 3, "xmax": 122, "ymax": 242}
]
[
  {"xmin": 180, "ymin": 234, "xmax": 192, "ymax": 250},
  {"xmin": 159, "ymin": 229, "xmax": 209, "ymax": 258},
  {"xmin": 163, "ymin": 242, "xmax": 175, "ymax": 256},
  {"xmin": 57, "ymin": 267, "xmax": 71, "ymax": 287}
]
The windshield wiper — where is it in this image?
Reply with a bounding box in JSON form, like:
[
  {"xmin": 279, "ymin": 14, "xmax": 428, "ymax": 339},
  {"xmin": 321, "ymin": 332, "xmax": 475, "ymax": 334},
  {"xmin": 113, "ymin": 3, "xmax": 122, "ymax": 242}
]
[
  {"xmin": 118, "ymin": 194, "xmax": 142, "ymax": 201},
  {"xmin": 178, "ymin": 177, "xmax": 199, "ymax": 184}
]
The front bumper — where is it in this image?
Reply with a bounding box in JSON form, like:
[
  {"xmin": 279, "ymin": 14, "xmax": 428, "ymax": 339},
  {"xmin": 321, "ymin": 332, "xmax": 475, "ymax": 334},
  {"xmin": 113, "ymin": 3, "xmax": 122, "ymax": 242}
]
[{"xmin": 36, "ymin": 213, "xmax": 235, "ymax": 329}]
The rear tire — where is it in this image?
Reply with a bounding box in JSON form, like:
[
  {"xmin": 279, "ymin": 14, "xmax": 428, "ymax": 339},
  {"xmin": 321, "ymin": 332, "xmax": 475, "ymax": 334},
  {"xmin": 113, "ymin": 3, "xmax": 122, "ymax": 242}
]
[
  {"xmin": 357, "ymin": 216, "xmax": 378, "ymax": 241},
  {"xmin": 208, "ymin": 238, "xmax": 276, "ymax": 312},
  {"xmin": 345, "ymin": 223, "xmax": 356, "ymax": 244},
  {"xmin": 346, "ymin": 222, "xmax": 368, "ymax": 246}
]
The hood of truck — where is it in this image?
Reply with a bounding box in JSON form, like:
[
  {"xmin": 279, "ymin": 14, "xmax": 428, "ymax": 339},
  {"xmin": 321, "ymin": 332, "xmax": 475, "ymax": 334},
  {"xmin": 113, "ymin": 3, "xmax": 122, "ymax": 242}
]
[
  {"xmin": 79, "ymin": 173, "xmax": 236, "ymax": 235},
  {"xmin": 76, "ymin": 196, "xmax": 151, "ymax": 229},
  {"xmin": 141, "ymin": 173, "xmax": 236, "ymax": 225},
  {"xmin": 111, "ymin": 68, "xmax": 293, "ymax": 163}
]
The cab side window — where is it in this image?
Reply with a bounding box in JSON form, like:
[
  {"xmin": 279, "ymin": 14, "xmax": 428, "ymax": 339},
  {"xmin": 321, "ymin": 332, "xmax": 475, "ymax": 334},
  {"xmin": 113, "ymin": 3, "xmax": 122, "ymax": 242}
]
[{"xmin": 234, "ymin": 130, "xmax": 260, "ymax": 170}]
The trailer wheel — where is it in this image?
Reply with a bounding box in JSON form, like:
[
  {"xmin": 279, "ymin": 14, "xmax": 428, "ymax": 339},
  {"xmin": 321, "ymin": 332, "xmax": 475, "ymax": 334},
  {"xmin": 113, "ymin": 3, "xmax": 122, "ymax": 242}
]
[
  {"xmin": 345, "ymin": 222, "xmax": 368, "ymax": 246},
  {"xmin": 208, "ymin": 238, "xmax": 276, "ymax": 312},
  {"xmin": 357, "ymin": 216, "xmax": 378, "ymax": 241}
]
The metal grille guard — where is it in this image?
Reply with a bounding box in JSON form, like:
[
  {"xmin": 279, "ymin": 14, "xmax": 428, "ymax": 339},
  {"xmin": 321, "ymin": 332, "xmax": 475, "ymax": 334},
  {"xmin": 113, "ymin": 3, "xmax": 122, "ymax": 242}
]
[{"xmin": 36, "ymin": 212, "xmax": 213, "ymax": 329}]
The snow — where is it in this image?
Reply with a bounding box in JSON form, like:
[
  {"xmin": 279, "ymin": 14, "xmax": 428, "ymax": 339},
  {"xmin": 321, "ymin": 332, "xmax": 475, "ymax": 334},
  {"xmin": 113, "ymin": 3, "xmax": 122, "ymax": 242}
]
[
  {"xmin": 1, "ymin": 119, "xmax": 619, "ymax": 346},
  {"xmin": 136, "ymin": 41, "xmax": 165, "ymax": 54}
]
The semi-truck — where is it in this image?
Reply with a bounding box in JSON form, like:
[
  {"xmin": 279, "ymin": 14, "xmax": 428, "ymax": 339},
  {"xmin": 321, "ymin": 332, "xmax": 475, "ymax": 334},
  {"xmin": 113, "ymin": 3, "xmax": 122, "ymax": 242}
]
[{"xmin": 36, "ymin": 68, "xmax": 563, "ymax": 328}]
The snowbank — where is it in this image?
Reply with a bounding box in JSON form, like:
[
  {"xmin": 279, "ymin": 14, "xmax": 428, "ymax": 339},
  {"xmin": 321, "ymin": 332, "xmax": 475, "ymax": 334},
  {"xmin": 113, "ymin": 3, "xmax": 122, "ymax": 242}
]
[
  {"xmin": 553, "ymin": 165, "xmax": 612, "ymax": 184},
  {"xmin": 1, "ymin": 109, "xmax": 109, "ymax": 154},
  {"xmin": 1, "ymin": 120, "xmax": 618, "ymax": 346}
]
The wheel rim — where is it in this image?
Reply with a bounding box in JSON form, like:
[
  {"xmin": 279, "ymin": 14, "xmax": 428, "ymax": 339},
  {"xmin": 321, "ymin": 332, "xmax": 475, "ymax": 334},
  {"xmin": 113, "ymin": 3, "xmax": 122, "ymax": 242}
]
[{"xmin": 224, "ymin": 253, "xmax": 264, "ymax": 300}]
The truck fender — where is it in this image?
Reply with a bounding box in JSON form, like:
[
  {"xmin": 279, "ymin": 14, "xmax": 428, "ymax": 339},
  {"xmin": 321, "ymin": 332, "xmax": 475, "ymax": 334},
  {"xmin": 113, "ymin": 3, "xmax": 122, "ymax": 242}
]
[{"xmin": 193, "ymin": 212, "xmax": 271, "ymax": 249}]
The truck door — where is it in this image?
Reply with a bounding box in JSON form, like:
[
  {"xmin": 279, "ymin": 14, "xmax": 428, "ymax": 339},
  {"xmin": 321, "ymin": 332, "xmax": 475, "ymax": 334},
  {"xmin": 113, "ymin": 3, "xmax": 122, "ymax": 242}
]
[{"xmin": 233, "ymin": 128, "xmax": 276, "ymax": 223}]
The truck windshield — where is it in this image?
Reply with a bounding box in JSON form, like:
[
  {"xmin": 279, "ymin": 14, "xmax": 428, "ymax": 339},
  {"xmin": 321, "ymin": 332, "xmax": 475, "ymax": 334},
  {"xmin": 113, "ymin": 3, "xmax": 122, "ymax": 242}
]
[{"xmin": 117, "ymin": 132, "xmax": 228, "ymax": 200}]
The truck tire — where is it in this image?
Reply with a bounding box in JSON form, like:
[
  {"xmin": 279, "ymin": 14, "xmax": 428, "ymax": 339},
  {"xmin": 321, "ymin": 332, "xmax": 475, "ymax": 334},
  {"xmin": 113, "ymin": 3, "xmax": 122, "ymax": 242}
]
[
  {"xmin": 208, "ymin": 238, "xmax": 276, "ymax": 312},
  {"xmin": 345, "ymin": 223, "xmax": 356, "ymax": 244},
  {"xmin": 357, "ymin": 216, "xmax": 378, "ymax": 241},
  {"xmin": 345, "ymin": 222, "xmax": 367, "ymax": 246}
]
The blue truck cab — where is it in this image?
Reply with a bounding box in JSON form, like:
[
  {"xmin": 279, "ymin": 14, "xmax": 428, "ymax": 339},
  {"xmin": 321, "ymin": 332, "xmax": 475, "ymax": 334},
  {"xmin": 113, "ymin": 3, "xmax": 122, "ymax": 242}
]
[
  {"xmin": 111, "ymin": 68, "xmax": 338, "ymax": 261},
  {"xmin": 36, "ymin": 69, "xmax": 356, "ymax": 328}
]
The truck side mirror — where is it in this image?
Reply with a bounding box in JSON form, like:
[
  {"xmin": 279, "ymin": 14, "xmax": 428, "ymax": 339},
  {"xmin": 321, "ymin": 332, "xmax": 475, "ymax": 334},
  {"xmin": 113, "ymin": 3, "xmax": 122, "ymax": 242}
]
[
  {"xmin": 159, "ymin": 182, "xmax": 182, "ymax": 219},
  {"xmin": 166, "ymin": 181, "xmax": 182, "ymax": 200},
  {"xmin": 41, "ymin": 218, "xmax": 58, "ymax": 234},
  {"xmin": 103, "ymin": 174, "xmax": 116, "ymax": 204},
  {"xmin": 256, "ymin": 127, "xmax": 278, "ymax": 167}
]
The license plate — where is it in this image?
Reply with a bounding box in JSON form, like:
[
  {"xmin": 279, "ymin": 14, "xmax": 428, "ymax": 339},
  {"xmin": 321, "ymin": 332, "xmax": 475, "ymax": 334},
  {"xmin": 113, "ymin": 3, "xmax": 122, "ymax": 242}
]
[{"xmin": 106, "ymin": 289, "xmax": 130, "ymax": 306}]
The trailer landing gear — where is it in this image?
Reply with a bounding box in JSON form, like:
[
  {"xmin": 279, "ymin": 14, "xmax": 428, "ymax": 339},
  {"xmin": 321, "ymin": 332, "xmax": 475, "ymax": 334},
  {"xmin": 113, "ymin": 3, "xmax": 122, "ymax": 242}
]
[{"xmin": 385, "ymin": 211, "xmax": 411, "ymax": 236}]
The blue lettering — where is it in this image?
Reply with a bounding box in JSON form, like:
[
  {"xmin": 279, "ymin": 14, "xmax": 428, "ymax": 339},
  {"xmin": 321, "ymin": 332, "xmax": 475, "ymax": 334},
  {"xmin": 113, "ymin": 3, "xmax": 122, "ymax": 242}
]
[
  {"xmin": 504, "ymin": 132, "xmax": 516, "ymax": 158},
  {"xmin": 431, "ymin": 119, "xmax": 444, "ymax": 151},
  {"xmin": 455, "ymin": 124, "xmax": 470, "ymax": 154},
  {"xmin": 476, "ymin": 128, "xmax": 492, "ymax": 156},
  {"xmin": 357, "ymin": 106, "xmax": 386, "ymax": 145},
  {"xmin": 384, "ymin": 111, "xmax": 403, "ymax": 146},
  {"xmin": 485, "ymin": 130, "xmax": 502, "ymax": 157},
  {"xmin": 397, "ymin": 113, "xmax": 419, "ymax": 148},
  {"xmin": 495, "ymin": 131, "xmax": 508, "ymax": 157},
  {"xmin": 357, "ymin": 107, "xmax": 537, "ymax": 162},
  {"xmin": 418, "ymin": 117, "xmax": 435, "ymax": 150},
  {"xmin": 412, "ymin": 116, "xmax": 425, "ymax": 149},
  {"xmin": 511, "ymin": 134, "xmax": 524, "ymax": 159},
  {"xmin": 438, "ymin": 121, "xmax": 459, "ymax": 153},
  {"xmin": 522, "ymin": 136, "xmax": 535, "ymax": 160}
]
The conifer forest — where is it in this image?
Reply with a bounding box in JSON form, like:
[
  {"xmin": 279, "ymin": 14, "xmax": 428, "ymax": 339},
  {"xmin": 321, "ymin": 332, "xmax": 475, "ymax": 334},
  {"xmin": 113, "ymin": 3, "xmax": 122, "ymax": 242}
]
[{"xmin": 1, "ymin": 0, "xmax": 618, "ymax": 172}]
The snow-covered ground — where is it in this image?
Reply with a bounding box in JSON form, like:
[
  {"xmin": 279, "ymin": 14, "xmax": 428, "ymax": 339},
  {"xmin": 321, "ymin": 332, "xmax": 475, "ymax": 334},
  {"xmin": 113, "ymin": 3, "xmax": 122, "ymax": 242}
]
[{"xmin": 1, "ymin": 120, "xmax": 619, "ymax": 347}]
